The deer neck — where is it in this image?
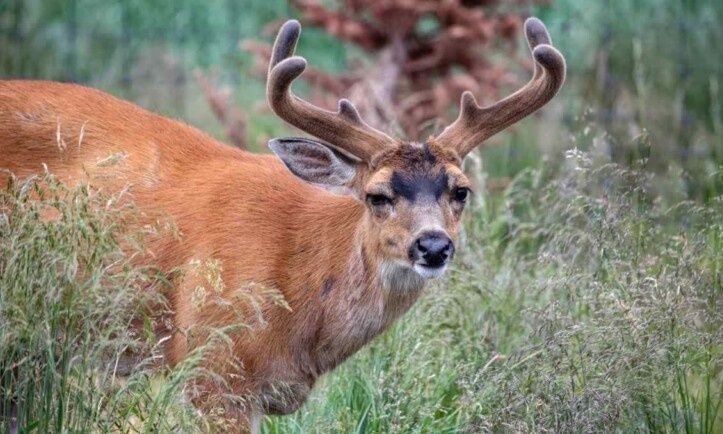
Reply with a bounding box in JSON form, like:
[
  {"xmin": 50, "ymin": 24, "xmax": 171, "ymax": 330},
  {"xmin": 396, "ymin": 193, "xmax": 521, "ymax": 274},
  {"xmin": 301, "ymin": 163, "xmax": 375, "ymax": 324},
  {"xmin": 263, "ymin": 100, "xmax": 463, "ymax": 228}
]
[{"xmin": 283, "ymin": 192, "xmax": 425, "ymax": 376}]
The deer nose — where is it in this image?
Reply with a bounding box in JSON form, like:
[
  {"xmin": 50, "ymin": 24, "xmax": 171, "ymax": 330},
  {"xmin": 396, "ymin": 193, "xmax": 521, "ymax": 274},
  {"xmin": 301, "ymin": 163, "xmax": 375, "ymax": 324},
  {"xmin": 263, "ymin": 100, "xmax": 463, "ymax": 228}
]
[{"xmin": 410, "ymin": 231, "xmax": 454, "ymax": 268}]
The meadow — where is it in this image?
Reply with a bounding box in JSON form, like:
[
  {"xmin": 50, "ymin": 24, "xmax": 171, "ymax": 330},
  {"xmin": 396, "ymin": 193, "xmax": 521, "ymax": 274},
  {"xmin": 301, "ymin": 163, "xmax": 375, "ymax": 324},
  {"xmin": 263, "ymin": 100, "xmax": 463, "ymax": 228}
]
[{"xmin": 1, "ymin": 0, "xmax": 721, "ymax": 432}]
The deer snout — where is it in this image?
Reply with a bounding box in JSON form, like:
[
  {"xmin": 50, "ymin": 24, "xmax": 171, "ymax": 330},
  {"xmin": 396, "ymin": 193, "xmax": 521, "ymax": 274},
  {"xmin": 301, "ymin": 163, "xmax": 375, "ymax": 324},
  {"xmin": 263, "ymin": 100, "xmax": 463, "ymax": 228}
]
[{"xmin": 409, "ymin": 231, "xmax": 454, "ymax": 269}]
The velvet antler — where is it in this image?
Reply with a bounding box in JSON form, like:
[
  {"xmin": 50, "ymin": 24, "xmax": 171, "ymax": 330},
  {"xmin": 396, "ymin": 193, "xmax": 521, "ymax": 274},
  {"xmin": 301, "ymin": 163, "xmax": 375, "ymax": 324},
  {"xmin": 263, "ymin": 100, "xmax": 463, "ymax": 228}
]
[
  {"xmin": 267, "ymin": 20, "xmax": 396, "ymax": 161},
  {"xmin": 434, "ymin": 17, "xmax": 566, "ymax": 158}
]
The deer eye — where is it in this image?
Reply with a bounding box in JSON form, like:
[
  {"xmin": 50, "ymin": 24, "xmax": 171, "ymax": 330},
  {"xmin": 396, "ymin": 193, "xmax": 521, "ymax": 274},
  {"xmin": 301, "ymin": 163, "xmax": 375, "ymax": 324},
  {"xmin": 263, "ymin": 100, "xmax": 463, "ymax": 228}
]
[
  {"xmin": 452, "ymin": 187, "xmax": 469, "ymax": 202},
  {"xmin": 367, "ymin": 194, "xmax": 393, "ymax": 207}
]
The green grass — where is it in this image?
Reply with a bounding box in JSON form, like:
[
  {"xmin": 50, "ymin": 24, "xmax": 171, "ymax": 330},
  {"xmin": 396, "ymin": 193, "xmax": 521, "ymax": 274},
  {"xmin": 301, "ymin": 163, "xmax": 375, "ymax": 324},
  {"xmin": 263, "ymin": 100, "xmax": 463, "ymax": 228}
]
[
  {"xmin": 1, "ymin": 132, "xmax": 720, "ymax": 433},
  {"xmin": 259, "ymin": 140, "xmax": 721, "ymax": 433},
  {"xmin": 1, "ymin": 3, "xmax": 722, "ymax": 430},
  {"xmin": 0, "ymin": 174, "xmax": 225, "ymax": 433}
]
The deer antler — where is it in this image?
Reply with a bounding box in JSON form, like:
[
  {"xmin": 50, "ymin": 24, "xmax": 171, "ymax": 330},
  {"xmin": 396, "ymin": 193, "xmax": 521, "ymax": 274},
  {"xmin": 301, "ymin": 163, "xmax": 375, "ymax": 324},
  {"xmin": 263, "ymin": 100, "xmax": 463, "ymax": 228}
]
[
  {"xmin": 433, "ymin": 17, "xmax": 566, "ymax": 158},
  {"xmin": 267, "ymin": 20, "xmax": 396, "ymax": 161}
]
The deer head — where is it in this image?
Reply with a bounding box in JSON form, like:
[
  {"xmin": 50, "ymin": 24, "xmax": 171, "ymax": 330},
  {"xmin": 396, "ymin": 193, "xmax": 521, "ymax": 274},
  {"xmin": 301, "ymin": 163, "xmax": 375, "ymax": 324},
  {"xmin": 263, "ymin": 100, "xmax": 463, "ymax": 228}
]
[{"xmin": 267, "ymin": 18, "xmax": 565, "ymax": 280}]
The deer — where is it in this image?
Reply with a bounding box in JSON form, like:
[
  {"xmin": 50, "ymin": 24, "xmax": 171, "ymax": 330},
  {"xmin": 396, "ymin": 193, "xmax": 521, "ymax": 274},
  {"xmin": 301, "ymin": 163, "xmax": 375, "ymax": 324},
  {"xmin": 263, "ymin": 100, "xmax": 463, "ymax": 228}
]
[{"xmin": 0, "ymin": 17, "xmax": 564, "ymax": 433}]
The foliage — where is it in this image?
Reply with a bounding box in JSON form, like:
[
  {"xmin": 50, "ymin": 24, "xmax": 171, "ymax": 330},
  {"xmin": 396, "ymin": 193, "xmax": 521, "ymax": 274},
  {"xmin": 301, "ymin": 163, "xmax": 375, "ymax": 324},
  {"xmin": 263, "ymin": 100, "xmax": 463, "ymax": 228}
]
[
  {"xmin": 264, "ymin": 140, "xmax": 722, "ymax": 433},
  {"xmin": 537, "ymin": 0, "xmax": 723, "ymax": 201},
  {"xmin": 0, "ymin": 1, "xmax": 722, "ymax": 433},
  {"xmin": 241, "ymin": 0, "xmax": 542, "ymax": 140},
  {"xmin": 2, "ymin": 1, "xmax": 721, "ymax": 198},
  {"xmin": 0, "ymin": 174, "xmax": 208, "ymax": 433},
  {"xmin": 0, "ymin": 143, "xmax": 719, "ymax": 433}
]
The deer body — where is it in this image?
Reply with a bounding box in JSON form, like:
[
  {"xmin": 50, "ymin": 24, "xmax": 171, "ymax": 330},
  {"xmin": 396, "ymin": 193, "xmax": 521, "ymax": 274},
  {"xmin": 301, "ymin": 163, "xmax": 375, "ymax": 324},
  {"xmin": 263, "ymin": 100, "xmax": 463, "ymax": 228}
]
[
  {"xmin": 0, "ymin": 80, "xmax": 425, "ymax": 416},
  {"xmin": 0, "ymin": 17, "xmax": 565, "ymax": 431}
]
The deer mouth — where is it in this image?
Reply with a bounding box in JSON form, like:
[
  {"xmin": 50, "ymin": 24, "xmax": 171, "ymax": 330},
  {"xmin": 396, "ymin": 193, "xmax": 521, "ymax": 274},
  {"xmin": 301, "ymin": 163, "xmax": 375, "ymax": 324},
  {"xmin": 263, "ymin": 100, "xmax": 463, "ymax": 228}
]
[{"xmin": 413, "ymin": 263, "xmax": 448, "ymax": 279}]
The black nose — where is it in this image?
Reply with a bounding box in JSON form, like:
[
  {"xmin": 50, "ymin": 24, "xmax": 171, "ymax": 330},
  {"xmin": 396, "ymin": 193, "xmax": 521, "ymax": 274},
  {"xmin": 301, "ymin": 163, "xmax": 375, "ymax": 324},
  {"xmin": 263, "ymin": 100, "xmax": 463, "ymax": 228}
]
[{"xmin": 410, "ymin": 231, "xmax": 454, "ymax": 268}]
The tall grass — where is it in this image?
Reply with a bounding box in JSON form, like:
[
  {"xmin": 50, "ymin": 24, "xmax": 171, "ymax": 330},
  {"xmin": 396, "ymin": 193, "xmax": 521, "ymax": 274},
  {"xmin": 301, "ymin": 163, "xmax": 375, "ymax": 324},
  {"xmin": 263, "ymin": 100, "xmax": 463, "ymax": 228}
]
[
  {"xmin": 1, "ymin": 146, "xmax": 720, "ymax": 433},
  {"xmin": 2, "ymin": 2, "xmax": 721, "ymax": 433},
  {"xmin": 0, "ymin": 174, "xmax": 214, "ymax": 433},
  {"xmin": 538, "ymin": 0, "xmax": 723, "ymax": 201},
  {"xmin": 0, "ymin": 173, "xmax": 298, "ymax": 433},
  {"xmin": 263, "ymin": 136, "xmax": 721, "ymax": 433}
]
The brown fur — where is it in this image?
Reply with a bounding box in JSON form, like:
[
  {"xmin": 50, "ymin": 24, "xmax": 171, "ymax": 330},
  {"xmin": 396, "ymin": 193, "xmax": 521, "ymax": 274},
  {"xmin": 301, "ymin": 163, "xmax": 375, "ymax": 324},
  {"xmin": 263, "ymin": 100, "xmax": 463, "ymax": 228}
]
[
  {"xmin": 0, "ymin": 16, "xmax": 564, "ymax": 432},
  {"xmin": 0, "ymin": 80, "xmax": 468, "ymax": 430}
]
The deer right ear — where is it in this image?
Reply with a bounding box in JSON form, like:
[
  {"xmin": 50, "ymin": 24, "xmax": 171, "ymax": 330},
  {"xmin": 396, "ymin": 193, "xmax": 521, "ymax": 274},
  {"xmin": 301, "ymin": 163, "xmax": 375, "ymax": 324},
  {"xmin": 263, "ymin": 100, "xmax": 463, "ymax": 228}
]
[{"xmin": 269, "ymin": 137, "xmax": 359, "ymax": 193}]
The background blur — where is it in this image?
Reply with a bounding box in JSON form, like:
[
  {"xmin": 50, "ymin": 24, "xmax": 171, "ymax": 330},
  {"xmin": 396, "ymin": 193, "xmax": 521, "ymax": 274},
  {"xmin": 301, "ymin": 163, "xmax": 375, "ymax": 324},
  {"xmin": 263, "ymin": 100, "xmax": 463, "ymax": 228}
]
[
  {"xmin": 0, "ymin": 1, "xmax": 721, "ymax": 433},
  {"xmin": 1, "ymin": 0, "xmax": 721, "ymax": 201}
]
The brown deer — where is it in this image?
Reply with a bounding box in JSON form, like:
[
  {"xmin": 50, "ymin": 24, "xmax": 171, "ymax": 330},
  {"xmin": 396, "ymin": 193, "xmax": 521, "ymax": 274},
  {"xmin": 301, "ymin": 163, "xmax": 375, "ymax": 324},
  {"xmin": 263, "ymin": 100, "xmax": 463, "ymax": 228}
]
[{"xmin": 0, "ymin": 17, "xmax": 564, "ymax": 432}]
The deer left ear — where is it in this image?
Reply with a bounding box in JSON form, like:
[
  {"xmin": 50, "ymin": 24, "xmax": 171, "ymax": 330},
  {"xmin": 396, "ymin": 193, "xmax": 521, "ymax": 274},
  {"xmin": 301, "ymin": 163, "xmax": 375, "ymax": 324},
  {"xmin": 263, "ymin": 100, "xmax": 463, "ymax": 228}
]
[{"xmin": 269, "ymin": 137, "xmax": 358, "ymax": 193}]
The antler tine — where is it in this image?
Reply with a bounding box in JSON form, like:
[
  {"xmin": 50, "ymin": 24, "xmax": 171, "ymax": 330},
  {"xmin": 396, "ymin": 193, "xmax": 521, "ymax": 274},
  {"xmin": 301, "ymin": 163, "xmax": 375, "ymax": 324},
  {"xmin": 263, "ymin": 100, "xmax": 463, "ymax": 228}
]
[
  {"xmin": 434, "ymin": 17, "xmax": 566, "ymax": 158},
  {"xmin": 267, "ymin": 20, "xmax": 395, "ymax": 161}
]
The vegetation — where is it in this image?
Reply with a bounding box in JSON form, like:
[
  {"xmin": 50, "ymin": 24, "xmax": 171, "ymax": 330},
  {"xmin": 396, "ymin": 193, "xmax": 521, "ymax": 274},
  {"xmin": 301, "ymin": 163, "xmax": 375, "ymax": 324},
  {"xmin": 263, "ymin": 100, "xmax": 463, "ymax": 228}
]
[
  {"xmin": 539, "ymin": 0, "xmax": 723, "ymax": 202},
  {"xmin": 261, "ymin": 130, "xmax": 722, "ymax": 433},
  {"xmin": 0, "ymin": 174, "xmax": 213, "ymax": 432},
  {"xmin": 0, "ymin": 0, "xmax": 721, "ymax": 432},
  {"xmin": 1, "ymin": 145, "xmax": 719, "ymax": 433},
  {"xmin": 3, "ymin": 0, "xmax": 721, "ymax": 193}
]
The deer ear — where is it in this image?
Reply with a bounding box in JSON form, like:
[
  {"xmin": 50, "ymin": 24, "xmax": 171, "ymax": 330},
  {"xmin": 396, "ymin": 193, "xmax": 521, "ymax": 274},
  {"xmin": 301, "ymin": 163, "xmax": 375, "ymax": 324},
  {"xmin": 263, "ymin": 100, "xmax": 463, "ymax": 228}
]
[{"xmin": 269, "ymin": 137, "xmax": 358, "ymax": 192}]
